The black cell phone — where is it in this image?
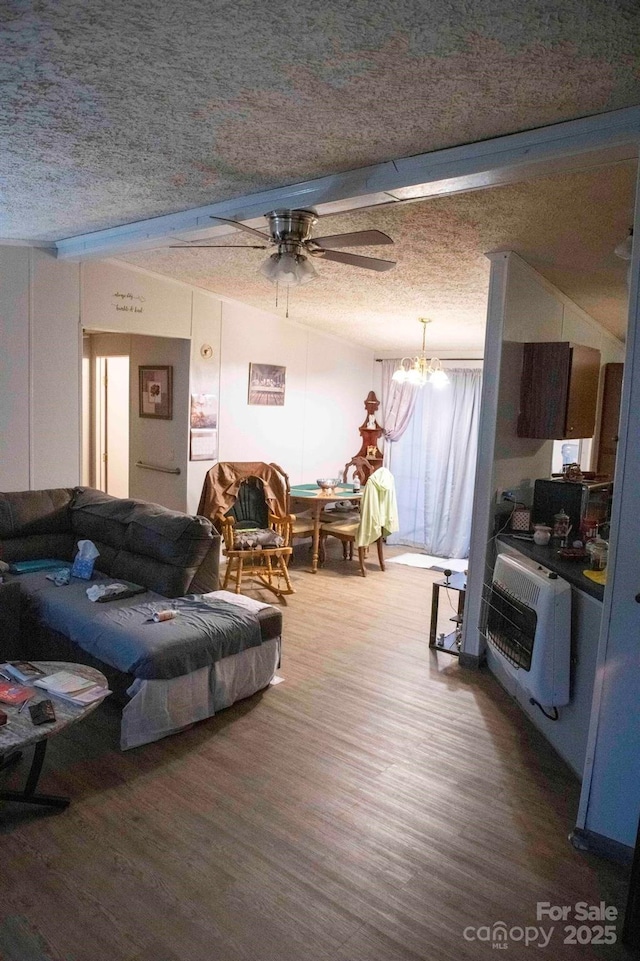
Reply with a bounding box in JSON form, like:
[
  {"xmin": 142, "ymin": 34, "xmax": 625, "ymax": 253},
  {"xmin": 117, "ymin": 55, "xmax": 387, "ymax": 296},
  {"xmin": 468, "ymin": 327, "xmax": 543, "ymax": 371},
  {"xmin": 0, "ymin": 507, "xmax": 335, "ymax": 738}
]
[{"xmin": 29, "ymin": 699, "xmax": 56, "ymax": 725}]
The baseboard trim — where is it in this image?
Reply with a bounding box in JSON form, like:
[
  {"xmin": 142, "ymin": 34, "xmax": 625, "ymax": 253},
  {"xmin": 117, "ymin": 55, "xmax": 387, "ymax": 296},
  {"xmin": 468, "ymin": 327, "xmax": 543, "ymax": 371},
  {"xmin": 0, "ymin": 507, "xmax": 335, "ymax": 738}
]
[
  {"xmin": 569, "ymin": 827, "xmax": 634, "ymax": 864},
  {"xmin": 459, "ymin": 651, "xmax": 483, "ymax": 670}
]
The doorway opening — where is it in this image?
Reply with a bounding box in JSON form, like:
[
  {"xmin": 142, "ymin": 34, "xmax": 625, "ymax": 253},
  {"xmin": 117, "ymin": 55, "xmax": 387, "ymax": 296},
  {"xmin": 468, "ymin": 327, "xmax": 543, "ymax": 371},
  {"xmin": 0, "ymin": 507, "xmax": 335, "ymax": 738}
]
[
  {"xmin": 82, "ymin": 333, "xmax": 130, "ymax": 497},
  {"xmin": 94, "ymin": 355, "xmax": 130, "ymax": 498}
]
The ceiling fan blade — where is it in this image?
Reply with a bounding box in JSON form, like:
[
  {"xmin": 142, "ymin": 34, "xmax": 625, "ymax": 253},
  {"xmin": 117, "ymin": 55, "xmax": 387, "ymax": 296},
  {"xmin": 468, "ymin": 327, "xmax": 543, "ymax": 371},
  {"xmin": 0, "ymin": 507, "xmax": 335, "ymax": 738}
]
[
  {"xmin": 316, "ymin": 249, "xmax": 396, "ymax": 272},
  {"xmin": 169, "ymin": 244, "xmax": 267, "ymax": 249},
  {"xmin": 208, "ymin": 215, "xmax": 271, "ymax": 240},
  {"xmin": 310, "ymin": 229, "xmax": 394, "ymax": 249}
]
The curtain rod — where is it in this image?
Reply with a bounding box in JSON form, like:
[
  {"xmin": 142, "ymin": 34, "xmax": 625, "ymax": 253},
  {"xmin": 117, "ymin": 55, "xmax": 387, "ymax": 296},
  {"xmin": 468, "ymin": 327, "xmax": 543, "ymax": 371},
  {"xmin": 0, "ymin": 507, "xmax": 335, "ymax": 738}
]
[{"xmin": 375, "ymin": 357, "xmax": 483, "ymax": 362}]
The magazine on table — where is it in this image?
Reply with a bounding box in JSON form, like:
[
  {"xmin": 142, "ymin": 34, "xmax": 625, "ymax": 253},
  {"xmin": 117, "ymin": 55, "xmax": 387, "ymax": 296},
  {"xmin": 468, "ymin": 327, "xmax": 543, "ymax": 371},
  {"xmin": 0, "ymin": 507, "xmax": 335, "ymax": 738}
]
[
  {"xmin": 0, "ymin": 681, "xmax": 33, "ymax": 705},
  {"xmin": 0, "ymin": 661, "xmax": 47, "ymax": 684},
  {"xmin": 33, "ymin": 670, "xmax": 111, "ymax": 705},
  {"xmin": 49, "ymin": 685, "xmax": 112, "ymax": 706}
]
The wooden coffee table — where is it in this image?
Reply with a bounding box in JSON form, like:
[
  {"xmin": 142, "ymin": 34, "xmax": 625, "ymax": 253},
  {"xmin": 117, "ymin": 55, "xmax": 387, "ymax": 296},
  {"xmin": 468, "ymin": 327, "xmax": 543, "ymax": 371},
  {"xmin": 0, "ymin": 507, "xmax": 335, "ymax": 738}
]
[{"xmin": 0, "ymin": 661, "xmax": 107, "ymax": 810}]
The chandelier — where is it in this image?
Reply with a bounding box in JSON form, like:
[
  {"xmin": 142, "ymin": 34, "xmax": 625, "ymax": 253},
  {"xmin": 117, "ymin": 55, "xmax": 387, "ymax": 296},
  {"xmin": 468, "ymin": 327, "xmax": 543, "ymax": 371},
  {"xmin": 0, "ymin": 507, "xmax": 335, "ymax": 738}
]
[{"xmin": 392, "ymin": 318, "xmax": 449, "ymax": 387}]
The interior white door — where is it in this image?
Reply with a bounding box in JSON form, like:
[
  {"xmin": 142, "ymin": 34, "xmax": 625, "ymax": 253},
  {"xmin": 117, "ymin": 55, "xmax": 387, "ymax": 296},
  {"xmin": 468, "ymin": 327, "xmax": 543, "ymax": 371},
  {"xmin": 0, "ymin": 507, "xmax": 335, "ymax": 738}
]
[{"xmin": 104, "ymin": 356, "xmax": 130, "ymax": 498}]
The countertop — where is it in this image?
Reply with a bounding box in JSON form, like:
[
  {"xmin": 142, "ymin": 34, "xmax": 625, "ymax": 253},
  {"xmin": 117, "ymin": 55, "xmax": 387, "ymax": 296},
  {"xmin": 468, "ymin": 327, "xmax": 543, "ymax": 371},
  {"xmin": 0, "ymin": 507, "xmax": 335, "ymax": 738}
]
[{"xmin": 497, "ymin": 534, "xmax": 605, "ymax": 602}]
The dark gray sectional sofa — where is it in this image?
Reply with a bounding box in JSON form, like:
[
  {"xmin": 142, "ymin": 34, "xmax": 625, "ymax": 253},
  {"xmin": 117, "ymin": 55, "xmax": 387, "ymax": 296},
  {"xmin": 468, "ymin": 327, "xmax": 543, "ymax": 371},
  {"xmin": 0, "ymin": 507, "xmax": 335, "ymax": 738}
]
[
  {"xmin": 0, "ymin": 489, "xmax": 282, "ymax": 738},
  {"xmin": 0, "ymin": 486, "xmax": 220, "ymax": 598}
]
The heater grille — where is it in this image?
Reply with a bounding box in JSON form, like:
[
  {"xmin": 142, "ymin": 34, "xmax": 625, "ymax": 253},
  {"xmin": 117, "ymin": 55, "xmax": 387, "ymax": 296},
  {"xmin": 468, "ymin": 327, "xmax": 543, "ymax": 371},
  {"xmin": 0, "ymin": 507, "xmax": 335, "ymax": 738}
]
[{"xmin": 487, "ymin": 583, "xmax": 537, "ymax": 669}]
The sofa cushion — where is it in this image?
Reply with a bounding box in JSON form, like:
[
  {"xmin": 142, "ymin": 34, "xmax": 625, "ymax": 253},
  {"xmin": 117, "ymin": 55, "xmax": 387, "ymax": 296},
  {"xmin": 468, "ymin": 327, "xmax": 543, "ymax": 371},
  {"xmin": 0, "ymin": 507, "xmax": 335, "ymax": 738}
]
[
  {"xmin": 78, "ymin": 542, "xmax": 119, "ymax": 575},
  {"xmin": 0, "ymin": 489, "xmax": 74, "ymax": 539},
  {"xmin": 70, "ymin": 487, "xmax": 129, "ymax": 549},
  {"xmin": 108, "ymin": 552, "xmax": 197, "ymax": 599},
  {"xmin": 1, "ymin": 533, "xmax": 75, "ymax": 563},
  {"xmin": 124, "ymin": 504, "xmax": 214, "ymax": 569}
]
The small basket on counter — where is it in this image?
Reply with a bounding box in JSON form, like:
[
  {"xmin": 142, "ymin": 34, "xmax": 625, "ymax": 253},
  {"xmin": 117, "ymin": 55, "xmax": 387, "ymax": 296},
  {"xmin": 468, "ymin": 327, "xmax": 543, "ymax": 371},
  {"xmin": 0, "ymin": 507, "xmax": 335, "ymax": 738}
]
[{"xmin": 510, "ymin": 504, "xmax": 531, "ymax": 532}]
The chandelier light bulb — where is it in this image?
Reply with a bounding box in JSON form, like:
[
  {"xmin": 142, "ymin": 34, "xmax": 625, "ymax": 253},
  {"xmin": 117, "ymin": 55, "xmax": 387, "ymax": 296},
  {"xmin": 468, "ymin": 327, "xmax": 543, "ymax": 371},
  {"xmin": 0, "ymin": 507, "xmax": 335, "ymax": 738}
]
[{"xmin": 392, "ymin": 318, "xmax": 450, "ymax": 388}]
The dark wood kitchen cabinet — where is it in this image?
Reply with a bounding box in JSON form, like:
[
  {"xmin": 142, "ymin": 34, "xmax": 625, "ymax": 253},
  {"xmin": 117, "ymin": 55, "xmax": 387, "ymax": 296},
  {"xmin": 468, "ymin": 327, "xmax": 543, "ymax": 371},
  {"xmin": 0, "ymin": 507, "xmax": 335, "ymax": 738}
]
[
  {"xmin": 517, "ymin": 341, "xmax": 600, "ymax": 439},
  {"xmin": 596, "ymin": 362, "xmax": 624, "ymax": 479}
]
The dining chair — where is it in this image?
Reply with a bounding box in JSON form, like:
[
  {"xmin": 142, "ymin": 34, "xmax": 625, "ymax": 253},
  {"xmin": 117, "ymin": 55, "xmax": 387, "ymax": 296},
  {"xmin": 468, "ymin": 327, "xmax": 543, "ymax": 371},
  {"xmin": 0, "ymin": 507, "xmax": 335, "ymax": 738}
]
[
  {"xmin": 321, "ymin": 467, "xmax": 399, "ymax": 576},
  {"xmin": 342, "ymin": 455, "xmax": 375, "ymax": 486}
]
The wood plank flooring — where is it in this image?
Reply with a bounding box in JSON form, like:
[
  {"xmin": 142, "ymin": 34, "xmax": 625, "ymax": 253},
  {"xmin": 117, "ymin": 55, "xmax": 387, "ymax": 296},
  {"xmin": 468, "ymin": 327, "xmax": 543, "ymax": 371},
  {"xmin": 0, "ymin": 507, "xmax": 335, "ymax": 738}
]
[{"xmin": 0, "ymin": 543, "xmax": 631, "ymax": 961}]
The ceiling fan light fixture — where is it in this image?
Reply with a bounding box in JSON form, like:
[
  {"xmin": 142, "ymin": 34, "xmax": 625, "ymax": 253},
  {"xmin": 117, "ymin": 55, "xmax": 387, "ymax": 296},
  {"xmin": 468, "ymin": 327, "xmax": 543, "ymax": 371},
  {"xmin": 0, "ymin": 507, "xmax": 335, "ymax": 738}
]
[
  {"xmin": 392, "ymin": 318, "xmax": 449, "ymax": 388},
  {"xmin": 260, "ymin": 250, "xmax": 317, "ymax": 287}
]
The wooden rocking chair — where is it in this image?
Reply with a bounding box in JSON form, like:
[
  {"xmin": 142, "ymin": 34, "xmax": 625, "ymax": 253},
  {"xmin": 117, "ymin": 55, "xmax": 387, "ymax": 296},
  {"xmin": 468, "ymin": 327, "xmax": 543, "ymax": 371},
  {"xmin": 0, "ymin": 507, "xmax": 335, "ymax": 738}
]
[{"xmin": 199, "ymin": 462, "xmax": 296, "ymax": 598}]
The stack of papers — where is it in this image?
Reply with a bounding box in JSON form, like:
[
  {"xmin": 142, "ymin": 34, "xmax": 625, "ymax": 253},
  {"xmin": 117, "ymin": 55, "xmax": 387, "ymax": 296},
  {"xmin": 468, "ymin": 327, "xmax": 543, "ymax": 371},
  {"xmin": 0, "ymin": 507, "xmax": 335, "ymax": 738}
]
[{"xmin": 33, "ymin": 670, "xmax": 111, "ymax": 706}]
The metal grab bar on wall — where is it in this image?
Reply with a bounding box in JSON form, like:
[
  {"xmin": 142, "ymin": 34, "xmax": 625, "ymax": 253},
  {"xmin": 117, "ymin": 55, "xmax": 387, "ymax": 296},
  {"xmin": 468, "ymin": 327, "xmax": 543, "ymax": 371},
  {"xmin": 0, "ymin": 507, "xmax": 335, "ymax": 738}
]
[{"xmin": 135, "ymin": 461, "xmax": 181, "ymax": 475}]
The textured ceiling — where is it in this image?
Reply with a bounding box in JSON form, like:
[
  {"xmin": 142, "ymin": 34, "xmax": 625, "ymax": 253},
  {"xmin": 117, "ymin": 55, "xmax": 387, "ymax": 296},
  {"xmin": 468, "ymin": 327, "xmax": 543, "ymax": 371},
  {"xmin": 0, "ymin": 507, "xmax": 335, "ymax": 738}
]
[
  {"xmin": 2, "ymin": 0, "xmax": 637, "ymax": 352},
  {"xmin": 1, "ymin": 0, "xmax": 639, "ymax": 241},
  {"xmin": 122, "ymin": 163, "xmax": 636, "ymax": 352}
]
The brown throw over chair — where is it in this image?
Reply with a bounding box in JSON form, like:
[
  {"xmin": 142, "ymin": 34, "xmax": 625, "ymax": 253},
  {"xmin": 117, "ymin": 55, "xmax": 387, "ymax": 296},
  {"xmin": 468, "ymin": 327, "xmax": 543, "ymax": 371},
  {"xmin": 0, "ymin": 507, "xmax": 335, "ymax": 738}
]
[{"xmin": 198, "ymin": 462, "xmax": 296, "ymax": 597}]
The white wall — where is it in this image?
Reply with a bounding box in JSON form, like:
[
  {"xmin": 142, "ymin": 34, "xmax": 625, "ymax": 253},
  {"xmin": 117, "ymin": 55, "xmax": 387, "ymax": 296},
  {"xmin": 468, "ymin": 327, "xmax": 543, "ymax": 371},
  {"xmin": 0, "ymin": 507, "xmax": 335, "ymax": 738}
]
[
  {"xmin": 0, "ymin": 247, "xmax": 81, "ymax": 492},
  {"xmin": 493, "ymin": 254, "xmax": 625, "ymax": 503},
  {"xmin": 218, "ymin": 299, "xmax": 374, "ymax": 487},
  {"xmin": 1, "ymin": 251, "xmax": 376, "ymax": 511},
  {"xmin": 187, "ymin": 290, "xmax": 222, "ymax": 515},
  {"xmin": 0, "ymin": 247, "xmax": 31, "ymax": 490},
  {"xmin": 82, "ymin": 260, "xmax": 192, "ymax": 338}
]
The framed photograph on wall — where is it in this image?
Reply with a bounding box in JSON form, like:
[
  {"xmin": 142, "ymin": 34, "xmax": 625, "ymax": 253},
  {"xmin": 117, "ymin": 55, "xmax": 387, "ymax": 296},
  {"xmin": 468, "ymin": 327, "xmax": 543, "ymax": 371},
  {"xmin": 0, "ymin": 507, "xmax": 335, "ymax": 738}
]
[
  {"xmin": 139, "ymin": 365, "xmax": 173, "ymax": 419},
  {"xmin": 248, "ymin": 363, "xmax": 286, "ymax": 406}
]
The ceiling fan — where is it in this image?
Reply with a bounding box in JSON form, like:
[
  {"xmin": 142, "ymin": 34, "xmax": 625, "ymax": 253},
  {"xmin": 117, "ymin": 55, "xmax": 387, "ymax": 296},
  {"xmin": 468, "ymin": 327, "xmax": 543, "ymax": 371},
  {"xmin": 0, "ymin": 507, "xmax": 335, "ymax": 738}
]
[{"xmin": 169, "ymin": 209, "xmax": 396, "ymax": 286}]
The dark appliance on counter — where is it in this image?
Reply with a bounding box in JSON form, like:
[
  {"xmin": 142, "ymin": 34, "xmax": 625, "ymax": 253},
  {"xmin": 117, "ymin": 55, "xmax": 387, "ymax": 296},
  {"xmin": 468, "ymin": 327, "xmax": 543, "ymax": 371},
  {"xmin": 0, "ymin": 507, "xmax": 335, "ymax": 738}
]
[{"xmin": 531, "ymin": 478, "xmax": 613, "ymax": 539}]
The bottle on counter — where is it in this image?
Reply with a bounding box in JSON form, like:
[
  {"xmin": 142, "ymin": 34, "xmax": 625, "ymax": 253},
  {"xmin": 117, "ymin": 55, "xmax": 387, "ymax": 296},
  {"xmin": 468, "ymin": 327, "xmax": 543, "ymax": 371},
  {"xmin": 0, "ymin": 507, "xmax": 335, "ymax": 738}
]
[
  {"xmin": 587, "ymin": 537, "xmax": 608, "ymax": 571},
  {"xmin": 553, "ymin": 510, "xmax": 571, "ymax": 542},
  {"xmin": 352, "ymin": 475, "xmax": 361, "ymax": 494}
]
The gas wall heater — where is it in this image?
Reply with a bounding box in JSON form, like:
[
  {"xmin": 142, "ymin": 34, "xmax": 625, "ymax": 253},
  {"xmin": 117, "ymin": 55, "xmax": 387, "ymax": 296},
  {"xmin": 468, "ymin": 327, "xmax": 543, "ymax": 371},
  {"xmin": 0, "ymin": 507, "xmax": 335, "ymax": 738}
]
[{"xmin": 486, "ymin": 553, "xmax": 571, "ymax": 708}]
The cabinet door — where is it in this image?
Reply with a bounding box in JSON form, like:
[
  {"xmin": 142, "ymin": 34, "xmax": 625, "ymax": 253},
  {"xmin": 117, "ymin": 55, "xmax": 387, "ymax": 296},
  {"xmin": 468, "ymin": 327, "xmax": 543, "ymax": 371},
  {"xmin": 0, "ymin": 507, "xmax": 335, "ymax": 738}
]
[
  {"xmin": 564, "ymin": 344, "xmax": 601, "ymax": 439},
  {"xmin": 518, "ymin": 342, "xmax": 571, "ymax": 438},
  {"xmin": 517, "ymin": 342, "xmax": 600, "ymax": 439},
  {"xmin": 596, "ymin": 362, "xmax": 624, "ymax": 478}
]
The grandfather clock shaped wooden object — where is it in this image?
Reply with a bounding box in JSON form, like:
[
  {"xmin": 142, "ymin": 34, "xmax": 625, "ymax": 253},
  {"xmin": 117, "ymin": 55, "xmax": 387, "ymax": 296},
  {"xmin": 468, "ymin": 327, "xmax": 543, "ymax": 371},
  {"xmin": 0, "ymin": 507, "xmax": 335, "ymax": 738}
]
[{"xmin": 354, "ymin": 391, "xmax": 384, "ymax": 471}]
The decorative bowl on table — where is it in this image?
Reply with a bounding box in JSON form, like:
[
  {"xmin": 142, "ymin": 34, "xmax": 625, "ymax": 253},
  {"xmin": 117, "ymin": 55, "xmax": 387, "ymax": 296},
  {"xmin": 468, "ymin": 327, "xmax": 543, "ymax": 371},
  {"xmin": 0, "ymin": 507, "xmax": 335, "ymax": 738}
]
[{"xmin": 316, "ymin": 477, "xmax": 341, "ymax": 492}]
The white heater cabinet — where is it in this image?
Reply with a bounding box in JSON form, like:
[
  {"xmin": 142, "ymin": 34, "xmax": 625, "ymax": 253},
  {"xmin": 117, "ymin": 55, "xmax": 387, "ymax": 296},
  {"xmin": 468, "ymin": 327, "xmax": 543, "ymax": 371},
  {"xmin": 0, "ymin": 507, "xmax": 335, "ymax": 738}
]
[{"xmin": 486, "ymin": 552, "xmax": 571, "ymax": 708}]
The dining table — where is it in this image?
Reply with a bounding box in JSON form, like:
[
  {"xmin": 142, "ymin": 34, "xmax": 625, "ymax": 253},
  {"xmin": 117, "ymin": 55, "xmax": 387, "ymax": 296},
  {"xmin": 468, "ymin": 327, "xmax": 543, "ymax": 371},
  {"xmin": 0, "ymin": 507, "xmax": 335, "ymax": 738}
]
[{"xmin": 289, "ymin": 483, "xmax": 362, "ymax": 573}]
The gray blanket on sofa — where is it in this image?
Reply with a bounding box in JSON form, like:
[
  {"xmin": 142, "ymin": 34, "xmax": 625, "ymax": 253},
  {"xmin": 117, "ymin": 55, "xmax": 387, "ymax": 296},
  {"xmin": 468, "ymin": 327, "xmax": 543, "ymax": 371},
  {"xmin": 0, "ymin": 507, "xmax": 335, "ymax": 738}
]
[{"xmin": 16, "ymin": 573, "xmax": 263, "ymax": 679}]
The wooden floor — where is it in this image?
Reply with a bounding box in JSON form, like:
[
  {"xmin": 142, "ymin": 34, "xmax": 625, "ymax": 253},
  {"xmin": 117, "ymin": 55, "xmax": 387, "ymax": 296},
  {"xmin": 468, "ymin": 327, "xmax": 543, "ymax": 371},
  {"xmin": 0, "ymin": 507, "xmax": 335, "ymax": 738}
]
[{"xmin": 0, "ymin": 543, "xmax": 632, "ymax": 961}]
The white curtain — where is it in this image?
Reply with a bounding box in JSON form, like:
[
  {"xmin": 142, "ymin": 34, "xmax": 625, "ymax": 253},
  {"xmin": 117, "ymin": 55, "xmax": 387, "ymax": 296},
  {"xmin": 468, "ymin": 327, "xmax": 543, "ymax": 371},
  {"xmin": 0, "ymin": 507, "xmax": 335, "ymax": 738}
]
[
  {"xmin": 387, "ymin": 368, "xmax": 482, "ymax": 558},
  {"xmin": 380, "ymin": 359, "xmax": 420, "ymax": 444}
]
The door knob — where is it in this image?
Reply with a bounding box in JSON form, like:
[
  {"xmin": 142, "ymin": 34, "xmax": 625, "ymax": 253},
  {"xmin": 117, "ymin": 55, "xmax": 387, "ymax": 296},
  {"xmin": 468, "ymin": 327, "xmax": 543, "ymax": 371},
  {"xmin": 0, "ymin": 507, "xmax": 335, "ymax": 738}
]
[{"xmin": 636, "ymin": 594, "xmax": 640, "ymax": 604}]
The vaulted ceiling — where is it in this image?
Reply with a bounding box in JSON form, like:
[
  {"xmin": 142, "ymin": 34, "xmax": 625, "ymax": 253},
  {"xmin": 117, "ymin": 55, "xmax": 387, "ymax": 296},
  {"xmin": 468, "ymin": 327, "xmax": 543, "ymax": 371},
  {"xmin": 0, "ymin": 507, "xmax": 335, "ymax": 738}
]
[
  {"xmin": 123, "ymin": 162, "xmax": 636, "ymax": 351},
  {"xmin": 2, "ymin": 0, "xmax": 639, "ymax": 349}
]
